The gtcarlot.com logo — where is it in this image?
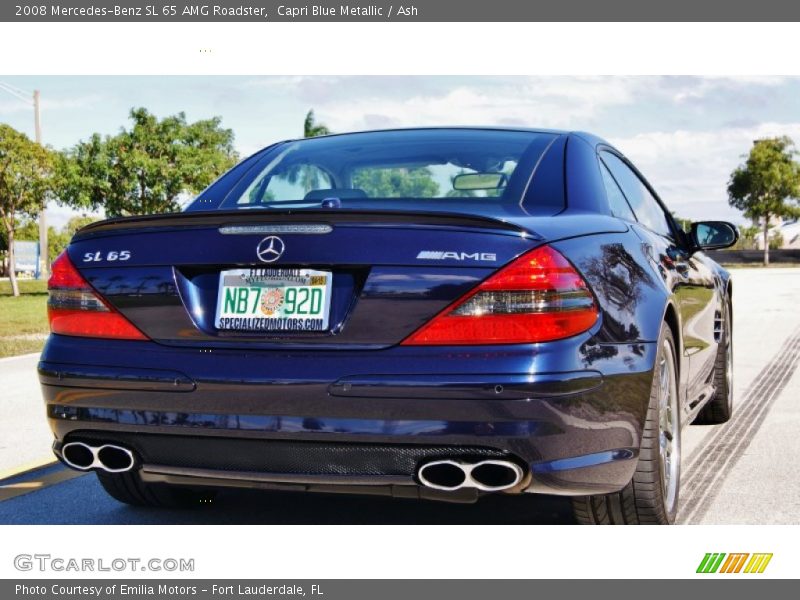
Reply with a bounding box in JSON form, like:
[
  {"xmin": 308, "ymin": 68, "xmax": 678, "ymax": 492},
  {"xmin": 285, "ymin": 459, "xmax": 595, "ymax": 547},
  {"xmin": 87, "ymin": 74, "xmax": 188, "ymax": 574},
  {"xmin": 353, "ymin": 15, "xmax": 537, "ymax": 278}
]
[
  {"xmin": 697, "ymin": 553, "xmax": 773, "ymax": 574},
  {"xmin": 14, "ymin": 554, "xmax": 195, "ymax": 572}
]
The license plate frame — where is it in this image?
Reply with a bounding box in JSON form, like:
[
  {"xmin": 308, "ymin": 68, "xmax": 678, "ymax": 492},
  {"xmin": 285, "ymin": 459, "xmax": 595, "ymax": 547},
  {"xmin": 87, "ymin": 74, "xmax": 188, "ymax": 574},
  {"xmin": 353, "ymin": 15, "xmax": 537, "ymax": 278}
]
[{"xmin": 214, "ymin": 268, "xmax": 333, "ymax": 332}]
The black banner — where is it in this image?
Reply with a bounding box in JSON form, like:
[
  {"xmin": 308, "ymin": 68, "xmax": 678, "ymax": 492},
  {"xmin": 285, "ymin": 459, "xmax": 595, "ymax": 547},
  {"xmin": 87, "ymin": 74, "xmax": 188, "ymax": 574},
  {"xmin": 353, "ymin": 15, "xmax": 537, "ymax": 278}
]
[
  {"xmin": 3, "ymin": 580, "xmax": 796, "ymax": 600},
  {"xmin": 4, "ymin": 0, "xmax": 800, "ymax": 22}
]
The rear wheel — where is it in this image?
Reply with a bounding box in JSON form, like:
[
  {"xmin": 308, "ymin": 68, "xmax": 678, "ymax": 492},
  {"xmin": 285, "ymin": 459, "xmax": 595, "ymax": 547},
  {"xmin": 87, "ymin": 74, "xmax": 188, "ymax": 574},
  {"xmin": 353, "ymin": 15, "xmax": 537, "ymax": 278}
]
[
  {"xmin": 97, "ymin": 471, "xmax": 216, "ymax": 509},
  {"xmin": 572, "ymin": 322, "xmax": 681, "ymax": 524},
  {"xmin": 693, "ymin": 301, "xmax": 733, "ymax": 424}
]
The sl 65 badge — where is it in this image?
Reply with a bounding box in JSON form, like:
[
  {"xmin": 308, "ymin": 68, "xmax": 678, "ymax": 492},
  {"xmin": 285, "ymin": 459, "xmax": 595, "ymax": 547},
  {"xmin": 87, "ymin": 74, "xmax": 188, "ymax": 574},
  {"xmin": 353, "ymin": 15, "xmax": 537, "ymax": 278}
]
[{"xmin": 82, "ymin": 250, "xmax": 131, "ymax": 262}]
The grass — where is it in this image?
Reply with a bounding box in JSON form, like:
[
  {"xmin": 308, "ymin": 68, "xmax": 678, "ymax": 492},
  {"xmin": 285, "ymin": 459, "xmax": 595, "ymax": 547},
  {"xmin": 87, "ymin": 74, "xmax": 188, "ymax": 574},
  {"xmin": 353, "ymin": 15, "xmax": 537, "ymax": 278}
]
[
  {"xmin": 677, "ymin": 285, "xmax": 714, "ymax": 324},
  {"xmin": 0, "ymin": 279, "xmax": 48, "ymax": 358}
]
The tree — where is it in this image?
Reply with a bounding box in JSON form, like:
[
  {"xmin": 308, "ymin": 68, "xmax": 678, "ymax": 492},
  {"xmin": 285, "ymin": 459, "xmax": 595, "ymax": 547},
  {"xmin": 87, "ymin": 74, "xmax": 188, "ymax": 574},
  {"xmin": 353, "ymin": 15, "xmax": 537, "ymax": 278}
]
[
  {"xmin": 297, "ymin": 111, "xmax": 440, "ymax": 198},
  {"xmin": 0, "ymin": 124, "xmax": 54, "ymax": 296},
  {"xmin": 728, "ymin": 137, "xmax": 800, "ymax": 265},
  {"xmin": 732, "ymin": 224, "xmax": 760, "ymax": 250},
  {"xmin": 280, "ymin": 110, "xmax": 333, "ymax": 194},
  {"xmin": 58, "ymin": 108, "xmax": 238, "ymax": 217},
  {"xmin": 303, "ymin": 110, "xmax": 330, "ymax": 138},
  {"xmin": 55, "ymin": 216, "xmax": 97, "ymax": 263},
  {"xmin": 16, "ymin": 215, "xmax": 97, "ymax": 263},
  {"xmin": 14, "ymin": 218, "xmax": 44, "ymax": 241},
  {"xmin": 672, "ymin": 214, "xmax": 692, "ymax": 233},
  {"xmin": 353, "ymin": 167, "xmax": 440, "ymax": 198},
  {"xmin": 60, "ymin": 215, "xmax": 98, "ymax": 238}
]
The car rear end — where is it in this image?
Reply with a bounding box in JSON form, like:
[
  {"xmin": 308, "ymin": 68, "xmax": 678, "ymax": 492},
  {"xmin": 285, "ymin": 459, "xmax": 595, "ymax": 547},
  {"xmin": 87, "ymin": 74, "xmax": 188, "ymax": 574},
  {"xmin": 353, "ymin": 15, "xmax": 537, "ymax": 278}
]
[{"xmin": 39, "ymin": 129, "xmax": 653, "ymax": 504}]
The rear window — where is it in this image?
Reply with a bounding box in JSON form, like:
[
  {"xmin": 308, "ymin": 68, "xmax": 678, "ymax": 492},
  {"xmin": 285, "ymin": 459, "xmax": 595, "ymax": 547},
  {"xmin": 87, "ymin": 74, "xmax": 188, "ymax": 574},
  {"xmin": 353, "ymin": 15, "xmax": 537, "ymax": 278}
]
[{"xmin": 221, "ymin": 129, "xmax": 556, "ymax": 209}]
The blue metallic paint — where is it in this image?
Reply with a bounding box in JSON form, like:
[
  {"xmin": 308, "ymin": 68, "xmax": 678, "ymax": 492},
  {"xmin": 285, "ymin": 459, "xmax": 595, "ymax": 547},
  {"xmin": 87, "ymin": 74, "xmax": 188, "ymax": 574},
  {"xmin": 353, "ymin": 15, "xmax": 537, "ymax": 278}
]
[{"xmin": 39, "ymin": 128, "xmax": 732, "ymax": 500}]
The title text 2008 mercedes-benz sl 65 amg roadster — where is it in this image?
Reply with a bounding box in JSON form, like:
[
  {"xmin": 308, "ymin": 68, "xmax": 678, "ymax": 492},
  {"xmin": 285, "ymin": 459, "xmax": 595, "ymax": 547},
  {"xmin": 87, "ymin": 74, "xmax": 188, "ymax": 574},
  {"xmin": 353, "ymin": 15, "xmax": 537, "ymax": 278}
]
[{"xmin": 40, "ymin": 128, "xmax": 738, "ymax": 524}]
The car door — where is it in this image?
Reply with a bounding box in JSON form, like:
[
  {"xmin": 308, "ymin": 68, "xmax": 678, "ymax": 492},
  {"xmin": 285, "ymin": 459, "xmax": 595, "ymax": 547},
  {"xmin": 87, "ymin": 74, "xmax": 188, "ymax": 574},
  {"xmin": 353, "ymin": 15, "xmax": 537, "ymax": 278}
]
[{"xmin": 599, "ymin": 150, "xmax": 719, "ymax": 412}]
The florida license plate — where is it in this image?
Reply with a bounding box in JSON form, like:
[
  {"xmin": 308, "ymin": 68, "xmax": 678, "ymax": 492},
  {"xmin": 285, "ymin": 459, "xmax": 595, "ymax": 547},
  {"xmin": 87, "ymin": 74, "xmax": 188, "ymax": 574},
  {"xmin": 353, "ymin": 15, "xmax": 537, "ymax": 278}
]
[{"xmin": 215, "ymin": 268, "xmax": 333, "ymax": 332}]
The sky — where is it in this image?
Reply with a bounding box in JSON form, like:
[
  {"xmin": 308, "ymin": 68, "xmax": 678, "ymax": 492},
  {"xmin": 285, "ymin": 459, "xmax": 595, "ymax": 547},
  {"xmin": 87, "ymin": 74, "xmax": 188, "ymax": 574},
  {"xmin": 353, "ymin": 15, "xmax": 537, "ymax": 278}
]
[{"xmin": 2, "ymin": 75, "xmax": 800, "ymax": 228}]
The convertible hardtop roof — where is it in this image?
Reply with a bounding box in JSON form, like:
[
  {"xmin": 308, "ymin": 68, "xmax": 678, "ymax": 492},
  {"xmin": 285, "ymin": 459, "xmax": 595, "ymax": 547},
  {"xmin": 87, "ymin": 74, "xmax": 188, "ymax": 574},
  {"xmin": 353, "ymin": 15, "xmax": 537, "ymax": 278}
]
[{"xmin": 275, "ymin": 126, "xmax": 610, "ymax": 149}]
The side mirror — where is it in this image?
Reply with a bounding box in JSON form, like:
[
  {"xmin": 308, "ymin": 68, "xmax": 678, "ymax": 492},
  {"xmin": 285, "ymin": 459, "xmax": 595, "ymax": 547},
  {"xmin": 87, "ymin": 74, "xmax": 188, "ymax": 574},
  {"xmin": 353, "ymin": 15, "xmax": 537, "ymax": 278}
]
[{"xmin": 690, "ymin": 221, "xmax": 739, "ymax": 251}]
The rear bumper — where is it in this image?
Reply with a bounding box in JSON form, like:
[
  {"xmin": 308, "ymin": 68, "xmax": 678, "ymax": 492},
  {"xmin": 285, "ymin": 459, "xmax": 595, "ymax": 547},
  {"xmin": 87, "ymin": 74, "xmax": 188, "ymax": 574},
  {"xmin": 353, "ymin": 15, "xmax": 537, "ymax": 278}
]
[{"xmin": 40, "ymin": 334, "xmax": 656, "ymax": 497}]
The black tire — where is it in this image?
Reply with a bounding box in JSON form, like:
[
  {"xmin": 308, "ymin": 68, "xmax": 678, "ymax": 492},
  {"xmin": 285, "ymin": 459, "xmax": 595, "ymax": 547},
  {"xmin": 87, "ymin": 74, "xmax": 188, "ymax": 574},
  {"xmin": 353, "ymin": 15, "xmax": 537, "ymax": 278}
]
[
  {"xmin": 572, "ymin": 322, "xmax": 681, "ymax": 524},
  {"xmin": 693, "ymin": 301, "xmax": 733, "ymax": 425},
  {"xmin": 97, "ymin": 470, "xmax": 216, "ymax": 509}
]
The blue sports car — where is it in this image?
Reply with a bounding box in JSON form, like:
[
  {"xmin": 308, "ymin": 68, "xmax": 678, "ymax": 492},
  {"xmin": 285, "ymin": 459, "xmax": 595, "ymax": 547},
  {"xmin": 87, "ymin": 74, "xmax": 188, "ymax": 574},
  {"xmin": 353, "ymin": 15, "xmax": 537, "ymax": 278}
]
[{"xmin": 40, "ymin": 128, "xmax": 738, "ymax": 524}]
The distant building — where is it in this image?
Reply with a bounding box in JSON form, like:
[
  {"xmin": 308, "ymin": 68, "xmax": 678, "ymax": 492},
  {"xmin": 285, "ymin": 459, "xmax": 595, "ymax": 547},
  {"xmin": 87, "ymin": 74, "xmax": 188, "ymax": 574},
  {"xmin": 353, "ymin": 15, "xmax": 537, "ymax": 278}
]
[
  {"xmin": 754, "ymin": 217, "xmax": 800, "ymax": 249},
  {"xmin": 780, "ymin": 219, "xmax": 800, "ymax": 249}
]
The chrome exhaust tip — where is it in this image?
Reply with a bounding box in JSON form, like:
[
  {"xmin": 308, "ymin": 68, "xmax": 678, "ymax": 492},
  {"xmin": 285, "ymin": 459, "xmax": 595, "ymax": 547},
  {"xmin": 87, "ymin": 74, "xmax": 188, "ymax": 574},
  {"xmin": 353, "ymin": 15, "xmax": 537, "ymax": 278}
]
[
  {"xmin": 61, "ymin": 442, "xmax": 135, "ymax": 473},
  {"xmin": 417, "ymin": 459, "xmax": 525, "ymax": 492},
  {"xmin": 97, "ymin": 445, "xmax": 136, "ymax": 473},
  {"xmin": 417, "ymin": 460, "xmax": 467, "ymax": 491},
  {"xmin": 469, "ymin": 460, "xmax": 524, "ymax": 492},
  {"xmin": 61, "ymin": 442, "xmax": 96, "ymax": 471}
]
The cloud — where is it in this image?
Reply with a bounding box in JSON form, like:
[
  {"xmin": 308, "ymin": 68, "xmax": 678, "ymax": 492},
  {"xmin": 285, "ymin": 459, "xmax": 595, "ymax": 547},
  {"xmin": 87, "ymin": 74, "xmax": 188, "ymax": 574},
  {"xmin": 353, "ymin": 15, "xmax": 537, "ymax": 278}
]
[
  {"xmin": 237, "ymin": 75, "xmax": 800, "ymax": 223},
  {"xmin": 9, "ymin": 75, "xmax": 798, "ymax": 226},
  {"xmin": 0, "ymin": 93, "xmax": 103, "ymax": 115},
  {"xmin": 611, "ymin": 122, "xmax": 800, "ymax": 222},
  {"xmin": 312, "ymin": 77, "xmax": 653, "ymax": 131},
  {"xmin": 239, "ymin": 75, "xmax": 792, "ymax": 131}
]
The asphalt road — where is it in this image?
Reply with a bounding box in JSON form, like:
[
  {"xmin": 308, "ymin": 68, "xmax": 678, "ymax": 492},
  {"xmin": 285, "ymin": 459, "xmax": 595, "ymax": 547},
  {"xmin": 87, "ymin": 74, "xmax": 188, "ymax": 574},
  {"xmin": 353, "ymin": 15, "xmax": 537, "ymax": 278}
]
[{"xmin": 1, "ymin": 267, "xmax": 798, "ymax": 524}]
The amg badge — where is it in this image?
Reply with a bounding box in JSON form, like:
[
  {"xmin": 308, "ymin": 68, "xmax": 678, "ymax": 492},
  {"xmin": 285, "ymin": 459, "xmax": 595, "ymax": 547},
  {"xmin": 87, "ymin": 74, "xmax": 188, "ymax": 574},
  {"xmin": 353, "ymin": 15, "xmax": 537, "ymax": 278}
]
[{"xmin": 416, "ymin": 250, "xmax": 497, "ymax": 262}]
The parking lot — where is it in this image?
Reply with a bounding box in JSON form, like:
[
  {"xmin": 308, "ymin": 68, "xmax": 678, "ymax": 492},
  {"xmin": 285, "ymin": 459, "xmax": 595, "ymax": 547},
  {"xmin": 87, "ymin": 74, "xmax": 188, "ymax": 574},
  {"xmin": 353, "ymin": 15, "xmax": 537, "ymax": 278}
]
[{"xmin": 1, "ymin": 267, "xmax": 798, "ymax": 524}]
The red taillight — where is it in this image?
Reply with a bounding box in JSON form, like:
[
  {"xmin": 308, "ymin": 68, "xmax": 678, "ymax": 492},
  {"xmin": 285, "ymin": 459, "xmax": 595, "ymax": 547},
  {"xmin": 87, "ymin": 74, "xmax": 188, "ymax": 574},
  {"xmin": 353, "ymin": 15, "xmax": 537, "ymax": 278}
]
[
  {"xmin": 401, "ymin": 245, "xmax": 598, "ymax": 345},
  {"xmin": 48, "ymin": 252, "xmax": 147, "ymax": 340}
]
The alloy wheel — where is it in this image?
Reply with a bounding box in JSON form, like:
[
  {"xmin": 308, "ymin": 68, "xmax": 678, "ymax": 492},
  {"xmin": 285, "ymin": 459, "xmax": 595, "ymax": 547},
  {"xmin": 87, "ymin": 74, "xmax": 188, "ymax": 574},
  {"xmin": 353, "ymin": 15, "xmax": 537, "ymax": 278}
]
[{"xmin": 657, "ymin": 338, "xmax": 680, "ymax": 516}]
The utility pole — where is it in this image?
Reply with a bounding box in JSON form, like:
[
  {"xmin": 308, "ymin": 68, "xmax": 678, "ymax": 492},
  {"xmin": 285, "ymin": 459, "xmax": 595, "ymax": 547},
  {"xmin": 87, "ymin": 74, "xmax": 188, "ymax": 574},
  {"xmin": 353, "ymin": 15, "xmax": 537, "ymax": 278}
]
[
  {"xmin": 0, "ymin": 81, "xmax": 48, "ymax": 280},
  {"xmin": 34, "ymin": 89, "xmax": 48, "ymax": 279}
]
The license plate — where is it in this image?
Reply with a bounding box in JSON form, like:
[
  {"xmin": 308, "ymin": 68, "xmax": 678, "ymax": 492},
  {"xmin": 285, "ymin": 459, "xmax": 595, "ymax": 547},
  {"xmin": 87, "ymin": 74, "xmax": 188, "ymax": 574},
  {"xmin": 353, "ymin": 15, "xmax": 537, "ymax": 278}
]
[{"xmin": 215, "ymin": 268, "xmax": 333, "ymax": 332}]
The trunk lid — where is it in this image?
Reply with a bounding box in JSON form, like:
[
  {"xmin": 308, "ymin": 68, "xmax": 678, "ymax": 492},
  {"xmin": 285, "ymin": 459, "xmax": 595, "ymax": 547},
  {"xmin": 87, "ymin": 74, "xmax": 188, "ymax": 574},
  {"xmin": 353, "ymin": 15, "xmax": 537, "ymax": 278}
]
[{"xmin": 66, "ymin": 209, "xmax": 618, "ymax": 349}]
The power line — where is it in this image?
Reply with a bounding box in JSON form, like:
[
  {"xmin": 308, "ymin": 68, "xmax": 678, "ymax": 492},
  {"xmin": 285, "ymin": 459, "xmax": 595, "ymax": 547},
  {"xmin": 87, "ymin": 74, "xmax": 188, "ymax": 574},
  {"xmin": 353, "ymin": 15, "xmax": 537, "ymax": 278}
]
[
  {"xmin": 0, "ymin": 81, "xmax": 33, "ymax": 104},
  {"xmin": 0, "ymin": 81, "xmax": 49, "ymax": 279}
]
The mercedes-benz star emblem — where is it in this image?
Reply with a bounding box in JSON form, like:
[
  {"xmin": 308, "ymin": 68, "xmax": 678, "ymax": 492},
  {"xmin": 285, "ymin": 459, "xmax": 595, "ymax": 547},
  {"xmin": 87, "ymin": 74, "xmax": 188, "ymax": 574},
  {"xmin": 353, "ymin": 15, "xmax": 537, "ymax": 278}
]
[{"xmin": 256, "ymin": 236, "xmax": 285, "ymax": 263}]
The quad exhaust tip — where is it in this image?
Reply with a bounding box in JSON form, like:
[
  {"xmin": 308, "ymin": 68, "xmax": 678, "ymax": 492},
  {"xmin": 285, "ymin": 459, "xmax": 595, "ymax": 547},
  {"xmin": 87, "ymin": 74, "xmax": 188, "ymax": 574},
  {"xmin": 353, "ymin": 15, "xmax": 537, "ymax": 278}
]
[
  {"xmin": 61, "ymin": 442, "xmax": 135, "ymax": 473},
  {"xmin": 417, "ymin": 459, "xmax": 524, "ymax": 492}
]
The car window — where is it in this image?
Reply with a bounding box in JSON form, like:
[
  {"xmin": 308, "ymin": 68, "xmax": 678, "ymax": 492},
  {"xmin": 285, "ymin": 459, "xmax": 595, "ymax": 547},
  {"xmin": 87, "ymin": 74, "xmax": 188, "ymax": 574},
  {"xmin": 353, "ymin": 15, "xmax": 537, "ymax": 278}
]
[
  {"xmin": 243, "ymin": 164, "xmax": 333, "ymax": 204},
  {"xmin": 223, "ymin": 129, "xmax": 555, "ymax": 209},
  {"xmin": 599, "ymin": 160, "xmax": 636, "ymax": 222},
  {"xmin": 600, "ymin": 151, "xmax": 673, "ymax": 238}
]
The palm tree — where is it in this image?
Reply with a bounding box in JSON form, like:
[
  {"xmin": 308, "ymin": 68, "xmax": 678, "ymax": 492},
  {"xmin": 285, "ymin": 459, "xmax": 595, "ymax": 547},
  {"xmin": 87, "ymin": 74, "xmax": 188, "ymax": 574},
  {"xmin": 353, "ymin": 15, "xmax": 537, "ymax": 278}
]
[
  {"xmin": 283, "ymin": 110, "xmax": 332, "ymax": 194},
  {"xmin": 303, "ymin": 110, "xmax": 330, "ymax": 138}
]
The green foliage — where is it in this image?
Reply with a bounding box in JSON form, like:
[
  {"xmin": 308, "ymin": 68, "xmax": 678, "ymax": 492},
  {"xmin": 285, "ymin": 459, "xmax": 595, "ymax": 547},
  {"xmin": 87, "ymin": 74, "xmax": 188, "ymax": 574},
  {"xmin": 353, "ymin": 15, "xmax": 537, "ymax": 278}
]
[
  {"xmin": 728, "ymin": 137, "xmax": 800, "ymax": 220},
  {"xmin": 49, "ymin": 215, "xmax": 98, "ymax": 262},
  {"xmin": 15, "ymin": 215, "xmax": 98, "ymax": 263},
  {"xmin": 58, "ymin": 108, "xmax": 238, "ymax": 216},
  {"xmin": 298, "ymin": 111, "xmax": 439, "ymax": 199},
  {"xmin": 0, "ymin": 124, "xmax": 55, "ymax": 295},
  {"xmin": 279, "ymin": 110, "xmax": 333, "ymax": 194},
  {"xmin": 14, "ymin": 220, "xmax": 59, "ymax": 263},
  {"xmin": 0, "ymin": 124, "xmax": 53, "ymax": 228},
  {"xmin": 303, "ymin": 110, "xmax": 330, "ymax": 138},
  {"xmin": 353, "ymin": 168, "xmax": 440, "ymax": 198},
  {"xmin": 282, "ymin": 164, "xmax": 329, "ymax": 196},
  {"xmin": 60, "ymin": 215, "xmax": 97, "ymax": 236},
  {"xmin": 672, "ymin": 215, "xmax": 693, "ymax": 233},
  {"xmin": 728, "ymin": 137, "xmax": 800, "ymax": 264},
  {"xmin": 732, "ymin": 224, "xmax": 760, "ymax": 250},
  {"xmin": 13, "ymin": 218, "xmax": 43, "ymax": 242}
]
